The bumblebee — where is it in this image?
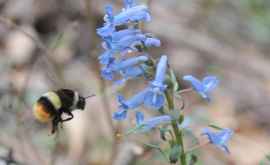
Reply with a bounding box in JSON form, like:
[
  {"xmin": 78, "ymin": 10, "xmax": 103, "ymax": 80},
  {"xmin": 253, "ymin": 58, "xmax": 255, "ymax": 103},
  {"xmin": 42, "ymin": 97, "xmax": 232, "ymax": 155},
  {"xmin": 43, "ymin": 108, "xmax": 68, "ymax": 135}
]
[{"xmin": 33, "ymin": 89, "xmax": 94, "ymax": 134}]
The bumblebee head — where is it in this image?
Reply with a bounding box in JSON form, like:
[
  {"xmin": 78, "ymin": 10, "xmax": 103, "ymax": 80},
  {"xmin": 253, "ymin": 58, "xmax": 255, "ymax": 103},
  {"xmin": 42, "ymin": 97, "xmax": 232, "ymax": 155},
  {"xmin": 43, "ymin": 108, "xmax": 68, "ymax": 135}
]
[
  {"xmin": 33, "ymin": 102, "xmax": 51, "ymax": 123},
  {"xmin": 76, "ymin": 96, "xmax": 86, "ymax": 110}
]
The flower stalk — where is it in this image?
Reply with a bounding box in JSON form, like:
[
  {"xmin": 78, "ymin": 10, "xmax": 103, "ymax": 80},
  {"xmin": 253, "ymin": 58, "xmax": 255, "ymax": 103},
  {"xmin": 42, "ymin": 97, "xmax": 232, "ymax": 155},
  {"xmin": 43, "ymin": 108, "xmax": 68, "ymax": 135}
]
[{"xmin": 165, "ymin": 89, "xmax": 186, "ymax": 165}]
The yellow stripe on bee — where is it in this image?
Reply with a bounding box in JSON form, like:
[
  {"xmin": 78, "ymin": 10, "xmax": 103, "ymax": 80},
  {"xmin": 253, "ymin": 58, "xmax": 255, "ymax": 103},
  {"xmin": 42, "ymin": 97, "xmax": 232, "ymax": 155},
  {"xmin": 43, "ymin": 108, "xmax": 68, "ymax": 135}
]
[
  {"xmin": 42, "ymin": 92, "xmax": 62, "ymax": 110},
  {"xmin": 33, "ymin": 102, "xmax": 51, "ymax": 122}
]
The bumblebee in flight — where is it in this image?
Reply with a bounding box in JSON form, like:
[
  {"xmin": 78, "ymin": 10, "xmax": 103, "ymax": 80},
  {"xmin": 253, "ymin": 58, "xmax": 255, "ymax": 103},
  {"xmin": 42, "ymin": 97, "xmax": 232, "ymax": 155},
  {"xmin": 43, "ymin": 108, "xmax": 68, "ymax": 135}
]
[{"xmin": 33, "ymin": 89, "xmax": 95, "ymax": 134}]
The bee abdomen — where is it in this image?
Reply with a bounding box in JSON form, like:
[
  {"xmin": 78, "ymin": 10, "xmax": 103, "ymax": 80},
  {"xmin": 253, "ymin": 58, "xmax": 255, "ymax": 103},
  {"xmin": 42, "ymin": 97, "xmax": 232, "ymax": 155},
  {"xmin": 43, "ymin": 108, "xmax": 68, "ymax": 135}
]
[
  {"xmin": 33, "ymin": 102, "xmax": 51, "ymax": 122},
  {"xmin": 33, "ymin": 91, "xmax": 62, "ymax": 122},
  {"xmin": 33, "ymin": 96, "xmax": 58, "ymax": 122}
]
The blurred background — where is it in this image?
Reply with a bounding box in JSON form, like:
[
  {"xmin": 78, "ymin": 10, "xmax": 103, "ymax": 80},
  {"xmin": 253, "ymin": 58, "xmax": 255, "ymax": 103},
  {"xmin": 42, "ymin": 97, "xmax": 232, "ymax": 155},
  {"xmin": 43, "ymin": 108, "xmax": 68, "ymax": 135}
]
[{"xmin": 0, "ymin": 0, "xmax": 270, "ymax": 164}]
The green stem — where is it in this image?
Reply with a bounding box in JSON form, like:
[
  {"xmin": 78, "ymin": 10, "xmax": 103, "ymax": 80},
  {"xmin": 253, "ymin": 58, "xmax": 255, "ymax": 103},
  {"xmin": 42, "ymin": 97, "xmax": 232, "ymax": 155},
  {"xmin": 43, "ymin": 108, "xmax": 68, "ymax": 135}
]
[{"xmin": 165, "ymin": 90, "xmax": 187, "ymax": 165}]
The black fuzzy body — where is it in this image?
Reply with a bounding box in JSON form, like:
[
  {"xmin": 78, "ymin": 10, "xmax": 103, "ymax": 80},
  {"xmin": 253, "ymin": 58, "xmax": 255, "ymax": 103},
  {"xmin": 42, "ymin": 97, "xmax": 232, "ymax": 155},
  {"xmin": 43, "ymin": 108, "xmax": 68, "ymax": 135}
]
[
  {"xmin": 37, "ymin": 89, "xmax": 86, "ymax": 134},
  {"xmin": 56, "ymin": 89, "xmax": 86, "ymax": 111}
]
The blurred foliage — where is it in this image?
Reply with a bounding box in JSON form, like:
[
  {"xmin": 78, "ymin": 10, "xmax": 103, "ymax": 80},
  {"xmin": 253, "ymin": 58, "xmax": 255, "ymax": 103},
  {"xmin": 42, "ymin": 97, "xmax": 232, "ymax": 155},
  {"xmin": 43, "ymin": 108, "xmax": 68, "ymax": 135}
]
[{"xmin": 241, "ymin": 0, "xmax": 270, "ymax": 44}]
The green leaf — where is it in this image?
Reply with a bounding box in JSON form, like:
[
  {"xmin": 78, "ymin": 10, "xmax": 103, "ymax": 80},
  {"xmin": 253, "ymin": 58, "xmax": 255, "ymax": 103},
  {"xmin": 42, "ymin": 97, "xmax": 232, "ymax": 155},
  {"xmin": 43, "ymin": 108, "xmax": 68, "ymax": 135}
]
[
  {"xmin": 189, "ymin": 154, "xmax": 198, "ymax": 165},
  {"xmin": 178, "ymin": 114, "xmax": 184, "ymax": 124},
  {"xmin": 159, "ymin": 128, "xmax": 169, "ymax": 141},
  {"xmin": 142, "ymin": 143, "xmax": 168, "ymax": 162},
  {"xmin": 208, "ymin": 124, "xmax": 223, "ymax": 130},
  {"xmin": 159, "ymin": 127, "xmax": 173, "ymax": 141},
  {"xmin": 169, "ymin": 69, "xmax": 179, "ymax": 92},
  {"xmin": 266, "ymin": 154, "xmax": 270, "ymax": 161},
  {"xmin": 169, "ymin": 144, "xmax": 181, "ymax": 164},
  {"xmin": 167, "ymin": 109, "xmax": 181, "ymax": 120},
  {"xmin": 124, "ymin": 124, "xmax": 145, "ymax": 136},
  {"xmin": 158, "ymin": 107, "xmax": 165, "ymax": 114},
  {"xmin": 183, "ymin": 129, "xmax": 199, "ymax": 146}
]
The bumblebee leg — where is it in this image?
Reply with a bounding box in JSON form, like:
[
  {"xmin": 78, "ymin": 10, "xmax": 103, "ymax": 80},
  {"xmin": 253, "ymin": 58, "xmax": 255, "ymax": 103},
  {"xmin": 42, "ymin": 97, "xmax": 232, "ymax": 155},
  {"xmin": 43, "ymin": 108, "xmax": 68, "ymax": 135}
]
[
  {"xmin": 51, "ymin": 117, "xmax": 57, "ymax": 134},
  {"xmin": 51, "ymin": 116, "xmax": 60, "ymax": 134}
]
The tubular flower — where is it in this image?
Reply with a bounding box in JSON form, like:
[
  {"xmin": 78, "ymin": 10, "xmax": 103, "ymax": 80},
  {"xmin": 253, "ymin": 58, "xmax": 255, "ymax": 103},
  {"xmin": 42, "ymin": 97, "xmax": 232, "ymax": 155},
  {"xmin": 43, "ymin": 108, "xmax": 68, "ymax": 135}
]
[
  {"xmin": 144, "ymin": 55, "xmax": 168, "ymax": 109},
  {"xmin": 97, "ymin": 5, "xmax": 115, "ymax": 37},
  {"xmin": 110, "ymin": 30, "xmax": 160, "ymax": 52},
  {"xmin": 123, "ymin": 0, "xmax": 136, "ymax": 8},
  {"xmin": 202, "ymin": 128, "xmax": 233, "ymax": 154},
  {"xmin": 114, "ymin": 5, "xmax": 151, "ymax": 25},
  {"xmin": 183, "ymin": 75, "xmax": 219, "ymax": 101},
  {"xmin": 97, "ymin": 1, "xmax": 151, "ymax": 38},
  {"xmin": 99, "ymin": 29, "xmax": 160, "ymax": 66},
  {"xmin": 113, "ymin": 89, "xmax": 149, "ymax": 120},
  {"xmin": 98, "ymin": 50, "xmax": 115, "ymax": 65},
  {"xmin": 101, "ymin": 55, "xmax": 148, "ymax": 81},
  {"xmin": 135, "ymin": 111, "xmax": 144, "ymax": 124},
  {"xmin": 144, "ymin": 37, "xmax": 161, "ymax": 47},
  {"xmin": 136, "ymin": 115, "xmax": 173, "ymax": 132}
]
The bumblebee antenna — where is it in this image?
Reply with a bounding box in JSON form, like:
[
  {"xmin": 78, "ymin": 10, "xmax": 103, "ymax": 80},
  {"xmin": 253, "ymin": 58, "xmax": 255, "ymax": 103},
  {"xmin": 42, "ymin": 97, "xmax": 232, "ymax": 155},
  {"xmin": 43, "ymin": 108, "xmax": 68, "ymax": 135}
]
[{"xmin": 84, "ymin": 94, "xmax": 96, "ymax": 99}]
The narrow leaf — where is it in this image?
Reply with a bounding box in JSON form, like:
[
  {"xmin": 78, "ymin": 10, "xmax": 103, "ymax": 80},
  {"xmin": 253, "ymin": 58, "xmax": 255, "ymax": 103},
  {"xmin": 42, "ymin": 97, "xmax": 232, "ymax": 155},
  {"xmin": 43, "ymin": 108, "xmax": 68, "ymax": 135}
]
[
  {"xmin": 169, "ymin": 69, "xmax": 179, "ymax": 92},
  {"xmin": 169, "ymin": 144, "xmax": 181, "ymax": 164},
  {"xmin": 208, "ymin": 124, "xmax": 223, "ymax": 130}
]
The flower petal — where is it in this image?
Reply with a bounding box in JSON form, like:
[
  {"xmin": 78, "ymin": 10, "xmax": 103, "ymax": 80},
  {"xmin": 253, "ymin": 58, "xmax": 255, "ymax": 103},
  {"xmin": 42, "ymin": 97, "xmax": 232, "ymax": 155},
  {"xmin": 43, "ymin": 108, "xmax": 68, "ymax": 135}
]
[
  {"xmin": 154, "ymin": 55, "xmax": 168, "ymax": 85},
  {"xmin": 202, "ymin": 76, "xmax": 219, "ymax": 92},
  {"xmin": 124, "ymin": 0, "xmax": 136, "ymax": 8},
  {"xmin": 136, "ymin": 111, "xmax": 144, "ymax": 125},
  {"xmin": 144, "ymin": 37, "xmax": 161, "ymax": 47},
  {"xmin": 183, "ymin": 75, "xmax": 204, "ymax": 92},
  {"xmin": 144, "ymin": 90, "xmax": 165, "ymax": 110},
  {"xmin": 139, "ymin": 115, "xmax": 172, "ymax": 132},
  {"xmin": 114, "ymin": 5, "xmax": 151, "ymax": 25},
  {"xmin": 113, "ymin": 109, "xmax": 127, "ymax": 120},
  {"xmin": 202, "ymin": 128, "xmax": 233, "ymax": 154}
]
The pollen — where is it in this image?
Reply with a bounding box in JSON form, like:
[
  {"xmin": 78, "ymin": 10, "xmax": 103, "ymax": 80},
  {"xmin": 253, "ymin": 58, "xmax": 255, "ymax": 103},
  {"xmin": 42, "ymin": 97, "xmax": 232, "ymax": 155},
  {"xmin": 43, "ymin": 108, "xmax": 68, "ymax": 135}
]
[
  {"xmin": 115, "ymin": 133, "xmax": 123, "ymax": 140},
  {"xmin": 33, "ymin": 103, "xmax": 51, "ymax": 123}
]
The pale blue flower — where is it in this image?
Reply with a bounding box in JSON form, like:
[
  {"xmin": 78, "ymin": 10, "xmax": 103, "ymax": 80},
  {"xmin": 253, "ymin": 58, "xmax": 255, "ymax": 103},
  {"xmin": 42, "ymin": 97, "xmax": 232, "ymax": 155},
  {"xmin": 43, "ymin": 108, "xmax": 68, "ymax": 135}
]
[
  {"xmin": 111, "ymin": 33, "xmax": 146, "ymax": 51},
  {"xmin": 144, "ymin": 55, "xmax": 168, "ymax": 109},
  {"xmin": 144, "ymin": 37, "xmax": 161, "ymax": 47},
  {"xmin": 101, "ymin": 29, "xmax": 157, "ymax": 58},
  {"xmin": 101, "ymin": 55, "xmax": 148, "ymax": 81},
  {"xmin": 124, "ymin": 0, "xmax": 136, "ymax": 8},
  {"xmin": 183, "ymin": 75, "xmax": 219, "ymax": 101},
  {"xmin": 136, "ymin": 115, "xmax": 173, "ymax": 132},
  {"xmin": 97, "ymin": 5, "xmax": 115, "ymax": 37},
  {"xmin": 97, "ymin": 2, "xmax": 151, "ymax": 38},
  {"xmin": 202, "ymin": 128, "xmax": 233, "ymax": 154},
  {"xmin": 98, "ymin": 50, "xmax": 115, "ymax": 65},
  {"xmin": 98, "ymin": 30, "xmax": 145, "ymax": 66},
  {"xmin": 110, "ymin": 32, "xmax": 160, "ymax": 51},
  {"xmin": 113, "ymin": 109, "xmax": 128, "ymax": 121},
  {"xmin": 111, "ymin": 28, "xmax": 141, "ymax": 42},
  {"xmin": 116, "ymin": 66, "xmax": 145, "ymax": 85},
  {"xmin": 114, "ymin": 5, "xmax": 151, "ymax": 25},
  {"xmin": 135, "ymin": 111, "xmax": 144, "ymax": 124},
  {"xmin": 113, "ymin": 89, "xmax": 149, "ymax": 120}
]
